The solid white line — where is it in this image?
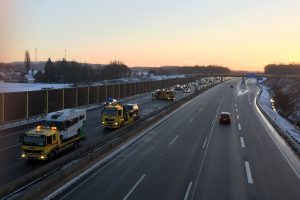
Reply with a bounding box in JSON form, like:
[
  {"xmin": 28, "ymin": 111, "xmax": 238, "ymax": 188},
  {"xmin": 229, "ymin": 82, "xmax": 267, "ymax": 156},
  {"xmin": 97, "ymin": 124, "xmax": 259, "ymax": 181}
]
[
  {"xmin": 123, "ymin": 174, "xmax": 146, "ymax": 200},
  {"xmin": 240, "ymin": 137, "xmax": 245, "ymax": 148},
  {"xmin": 169, "ymin": 135, "xmax": 179, "ymax": 146},
  {"xmin": 202, "ymin": 137, "xmax": 207, "ymax": 149},
  {"xmin": 189, "ymin": 117, "xmax": 194, "ymax": 123},
  {"xmin": 0, "ymin": 143, "xmax": 21, "ymax": 152},
  {"xmin": 184, "ymin": 181, "xmax": 193, "ymax": 200},
  {"xmin": 0, "ymin": 129, "xmax": 32, "ymax": 139},
  {"xmin": 238, "ymin": 123, "xmax": 242, "ymax": 131},
  {"xmin": 245, "ymin": 161, "xmax": 253, "ymax": 184},
  {"xmin": 237, "ymin": 115, "xmax": 239, "ymax": 120}
]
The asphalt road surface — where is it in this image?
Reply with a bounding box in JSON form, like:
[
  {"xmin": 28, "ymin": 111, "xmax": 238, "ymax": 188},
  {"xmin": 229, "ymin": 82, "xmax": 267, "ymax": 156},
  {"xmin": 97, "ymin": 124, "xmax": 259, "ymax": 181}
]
[
  {"xmin": 59, "ymin": 78, "xmax": 300, "ymax": 200},
  {"xmin": 0, "ymin": 83, "xmax": 202, "ymax": 188}
]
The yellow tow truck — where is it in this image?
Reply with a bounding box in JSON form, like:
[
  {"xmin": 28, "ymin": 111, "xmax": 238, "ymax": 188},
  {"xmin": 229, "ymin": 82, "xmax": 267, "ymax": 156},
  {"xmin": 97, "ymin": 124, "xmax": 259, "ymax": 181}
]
[
  {"xmin": 153, "ymin": 89, "xmax": 175, "ymax": 101},
  {"xmin": 102, "ymin": 100, "xmax": 140, "ymax": 129},
  {"xmin": 20, "ymin": 109, "xmax": 86, "ymax": 160}
]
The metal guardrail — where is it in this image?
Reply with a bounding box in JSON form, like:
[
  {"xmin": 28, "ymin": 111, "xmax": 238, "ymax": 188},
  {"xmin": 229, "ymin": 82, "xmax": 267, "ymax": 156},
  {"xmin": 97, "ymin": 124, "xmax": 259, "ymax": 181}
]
[{"xmin": 256, "ymin": 87, "xmax": 300, "ymax": 156}]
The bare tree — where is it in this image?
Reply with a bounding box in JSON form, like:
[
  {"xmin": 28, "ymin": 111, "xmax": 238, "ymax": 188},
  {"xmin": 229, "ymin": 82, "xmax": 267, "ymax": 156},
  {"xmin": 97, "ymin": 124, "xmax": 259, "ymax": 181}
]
[{"xmin": 24, "ymin": 50, "xmax": 31, "ymax": 72}]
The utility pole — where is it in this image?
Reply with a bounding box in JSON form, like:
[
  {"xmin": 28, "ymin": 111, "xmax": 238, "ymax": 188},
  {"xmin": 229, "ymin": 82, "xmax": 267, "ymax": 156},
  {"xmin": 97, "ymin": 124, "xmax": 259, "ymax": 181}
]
[
  {"xmin": 65, "ymin": 49, "xmax": 67, "ymax": 60},
  {"xmin": 35, "ymin": 48, "xmax": 37, "ymax": 63}
]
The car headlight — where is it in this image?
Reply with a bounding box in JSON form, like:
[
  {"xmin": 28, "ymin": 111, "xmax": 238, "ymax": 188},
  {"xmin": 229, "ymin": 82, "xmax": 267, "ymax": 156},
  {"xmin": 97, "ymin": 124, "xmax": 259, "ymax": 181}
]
[
  {"xmin": 40, "ymin": 155, "xmax": 45, "ymax": 160},
  {"xmin": 21, "ymin": 153, "xmax": 26, "ymax": 158},
  {"xmin": 114, "ymin": 122, "xmax": 118, "ymax": 125},
  {"xmin": 102, "ymin": 121, "xmax": 105, "ymax": 124}
]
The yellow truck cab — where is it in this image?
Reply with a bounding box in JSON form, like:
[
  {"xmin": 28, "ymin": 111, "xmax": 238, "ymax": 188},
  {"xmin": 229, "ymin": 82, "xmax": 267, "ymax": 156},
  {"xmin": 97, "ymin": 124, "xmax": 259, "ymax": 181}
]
[
  {"xmin": 102, "ymin": 101, "xmax": 139, "ymax": 129},
  {"xmin": 20, "ymin": 109, "xmax": 86, "ymax": 160},
  {"xmin": 154, "ymin": 89, "xmax": 175, "ymax": 101}
]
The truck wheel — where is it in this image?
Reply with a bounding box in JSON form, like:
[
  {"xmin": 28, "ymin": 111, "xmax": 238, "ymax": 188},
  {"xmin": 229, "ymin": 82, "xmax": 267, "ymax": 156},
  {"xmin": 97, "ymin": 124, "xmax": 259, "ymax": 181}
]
[{"xmin": 49, "ymin": 152, "xmax": 56, "ymax": 161}]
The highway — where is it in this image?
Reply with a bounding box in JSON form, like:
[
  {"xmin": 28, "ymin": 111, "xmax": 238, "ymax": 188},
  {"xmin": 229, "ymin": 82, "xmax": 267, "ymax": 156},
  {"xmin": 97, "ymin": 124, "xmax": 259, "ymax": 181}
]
[
  {"xmin": 56, "ymin": 79, "xmax": 300, "ymax": 200},
  {"xmin": 0, "ymin": 84, "xmax": 199, "ymax": 188}
]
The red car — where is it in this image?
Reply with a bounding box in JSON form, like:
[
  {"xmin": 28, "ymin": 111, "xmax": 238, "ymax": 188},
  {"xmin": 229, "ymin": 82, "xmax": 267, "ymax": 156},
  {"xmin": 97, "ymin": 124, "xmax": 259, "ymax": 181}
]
[{"xmin": 219, "ymin": 112, "xmax": 231, "ymax": 124}]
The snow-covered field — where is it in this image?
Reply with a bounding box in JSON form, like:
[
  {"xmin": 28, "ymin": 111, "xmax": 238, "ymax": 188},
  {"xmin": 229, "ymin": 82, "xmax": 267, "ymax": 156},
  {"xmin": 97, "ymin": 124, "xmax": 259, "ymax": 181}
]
[
  {"xmin": 258, "ymin": 84, "xmax": 300, "ymax": 145},
  {"xmin": 0, "ymin": 81, "xmax": 72, "ymax": 93},
  {"xmin": 0, "ymin": 75, "xmax": 187, "ymax": 93}
]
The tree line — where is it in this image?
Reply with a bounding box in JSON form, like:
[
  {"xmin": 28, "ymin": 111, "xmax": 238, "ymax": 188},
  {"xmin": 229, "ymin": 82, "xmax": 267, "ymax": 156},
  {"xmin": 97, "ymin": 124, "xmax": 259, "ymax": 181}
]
[
  {"xmin": 148, "ymin": 65, "xmax": 231, "ymax": 75},
  {"xmin": 35, "ymin": 59, "xmax": 131, "ymax": 83},
  {"xmin": 264, "ymin": 64, "xmax": 300, "ymax": 75}
]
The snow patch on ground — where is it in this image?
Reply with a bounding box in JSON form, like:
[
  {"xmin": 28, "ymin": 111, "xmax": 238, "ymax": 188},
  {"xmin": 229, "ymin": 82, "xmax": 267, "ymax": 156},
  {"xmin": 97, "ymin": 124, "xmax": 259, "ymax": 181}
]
[
  {"xmin": 0, "ymin": 81, "xmax": 72, "ymax": 93},
  {"xmin": 259, "ymin": 84, "xmax": 300, "ymax": 144}
]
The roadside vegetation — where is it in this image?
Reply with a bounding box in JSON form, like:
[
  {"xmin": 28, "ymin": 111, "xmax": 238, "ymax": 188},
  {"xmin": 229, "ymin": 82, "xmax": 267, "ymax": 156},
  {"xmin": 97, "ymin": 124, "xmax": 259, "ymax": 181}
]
[{"xmin": 264, "ymin": 64, "xmax": 300, "ymax": 127}]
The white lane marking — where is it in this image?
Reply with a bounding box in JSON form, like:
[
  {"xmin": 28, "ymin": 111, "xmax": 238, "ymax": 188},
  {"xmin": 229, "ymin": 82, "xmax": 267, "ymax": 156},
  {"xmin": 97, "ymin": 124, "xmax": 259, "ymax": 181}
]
[
  {"xmin": 211, "ymin": 119, "xmax": 215, "ymax": 125},
  {"xmin": 245, "ymin": 161, "xmax": 254, "ymax": 184},
  {"xmin": 235, "ymin": 104, "xmax": 237, "ymax": 108},
  {"xmin": 94, "ymin": 126, "xmax": 101, "ymax": 130},
  {"xmin": 237, "ymin": 114, "xmax": 239, "ymax": 120},
  {"xmin": 202, "ymin": 137, "xmax": 207, "ymax": 149},
  {"xmin": 169, "ymin": 135, "xmax": 179, "ymax": 146},
  {"xmin": 123, "ymin": 174, "xmax": 146, "ymax": 200},
  {"xmin": 240, "ymin": 137, "xmax": 245, "ymax": 148},
  {"xmin": 0, "ymin": 143, "xmax": 21, "ymax": 152},
  {"xmin": 191, "ymin": 98, "xmax": 224, "ymax": 200},
  {"xmin": 0, "ymin": 129, "xmax": 32, "ymax": 139},
  {"xmin": 189, "ymin": 117, "xmax": 194, "ymax": 123},
  {"xmin": 236, "ymin": 108, "xmax": 238, "ymax": 113},
  {"xmin": 46, "ymin": 89, "xmax": 212, "ymax": 200},
  {"xmin": 184, "ymin": 181, "xmax": 193, "ymax": 200},
  {"xmin": 238, "ymin": 123, "xmax": 242, "ymax": 131}
]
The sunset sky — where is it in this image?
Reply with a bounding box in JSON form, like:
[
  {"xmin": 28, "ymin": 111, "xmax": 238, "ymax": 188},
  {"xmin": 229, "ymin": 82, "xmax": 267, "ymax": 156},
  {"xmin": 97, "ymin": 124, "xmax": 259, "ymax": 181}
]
[{"xmin": 1, "ymin": 0, "xmax": 300, "ymax": 71}]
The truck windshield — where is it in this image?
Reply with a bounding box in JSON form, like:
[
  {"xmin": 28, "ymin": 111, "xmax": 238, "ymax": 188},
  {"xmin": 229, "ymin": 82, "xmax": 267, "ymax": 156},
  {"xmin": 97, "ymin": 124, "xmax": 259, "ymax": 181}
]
[
  {"xmin": 103, "ymin": 108, "xmax": 117, "ymax": 116},
  {"xmin": 43, "ymin": 121, "xmax": 63, "ymax": 130},
  {"xmin": 22, "ymin": 135, "xmax": 46, "ymax": 146}
]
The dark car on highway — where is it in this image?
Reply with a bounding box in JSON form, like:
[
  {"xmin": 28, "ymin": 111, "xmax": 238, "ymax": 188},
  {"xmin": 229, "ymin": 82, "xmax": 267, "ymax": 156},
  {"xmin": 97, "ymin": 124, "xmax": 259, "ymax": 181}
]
[{"xmin": 219, "ymin": 112, "xmax": 231, "ymax": 124}]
